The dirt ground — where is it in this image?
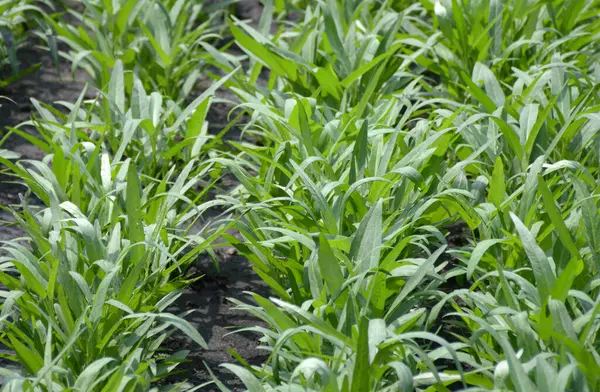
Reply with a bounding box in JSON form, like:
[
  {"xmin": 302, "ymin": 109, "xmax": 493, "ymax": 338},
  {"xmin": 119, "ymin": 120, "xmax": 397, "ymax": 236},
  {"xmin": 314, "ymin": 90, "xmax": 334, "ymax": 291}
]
[
  {"xmin": 164, "ymin": 251, "xmax": 270, "ymax": 391},
  {"xmin": 0, "ymin": 2, "xmax": 271, "ymax": 389},
  {"xmin": 0, "ymin": 44, "xmax": 89, "ymax": 243}
]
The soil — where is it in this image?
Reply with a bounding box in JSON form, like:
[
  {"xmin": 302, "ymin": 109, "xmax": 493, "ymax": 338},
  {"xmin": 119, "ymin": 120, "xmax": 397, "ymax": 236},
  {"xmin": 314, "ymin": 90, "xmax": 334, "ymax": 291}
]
[
  {"xmin": 162, "ymin": 249, "xmax": 270, "ymax": 391},
  {"xmin": 0, "ymin": 1, "xmax": 272, "ymax": 389},
  {"xmin": 0, "ymin": 43, "xmax": 91, "ymax": 243}
]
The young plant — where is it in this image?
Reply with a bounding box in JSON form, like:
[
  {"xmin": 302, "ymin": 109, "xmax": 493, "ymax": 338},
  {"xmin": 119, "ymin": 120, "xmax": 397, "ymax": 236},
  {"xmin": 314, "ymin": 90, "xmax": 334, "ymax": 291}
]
[
  {"xmin": 7, "ymin": 61, "xmax": 236, "ymax": 187},
  {"xmin": 43, "ymin": 0, "xmax": 229, "ymax": 102},
  {"xmin": 0, "ymin": 136, "xmax": 227, "ymax": 389},
  {"xmin": 0, "ymin": 0, "xmax": 51, "ymax": 87}
]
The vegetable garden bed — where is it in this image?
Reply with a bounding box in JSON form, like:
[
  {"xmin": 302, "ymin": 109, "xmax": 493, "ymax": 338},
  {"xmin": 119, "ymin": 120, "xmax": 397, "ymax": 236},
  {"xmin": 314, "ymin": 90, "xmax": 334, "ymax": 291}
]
[{"xmin": 2, "ymin": 0, "xmax": 600, "ymax": 391}]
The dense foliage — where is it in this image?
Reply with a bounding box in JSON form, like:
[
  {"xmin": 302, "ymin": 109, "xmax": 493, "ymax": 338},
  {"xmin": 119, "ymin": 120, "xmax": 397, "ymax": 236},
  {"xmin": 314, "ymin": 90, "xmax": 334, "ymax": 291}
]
[{"xmin": 1, "ymin": 0, "xmax": 600, "ymax": 391}]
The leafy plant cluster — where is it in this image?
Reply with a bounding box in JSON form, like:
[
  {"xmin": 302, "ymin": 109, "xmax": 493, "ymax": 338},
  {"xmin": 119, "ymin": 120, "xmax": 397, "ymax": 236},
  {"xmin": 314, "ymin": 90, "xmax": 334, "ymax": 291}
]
[
  {"xmin": 0, "ymin": 0, "xmax": 233, "ymax": 390},
  {"xmin": 1, "ymin": 0, "xmax": 600, "ymax": 391},
  {"xmin": 43, "ymin": 0, "xmax": 229, "ymax": 103},
  {"xmin": 206, "ymin": 0, "xmax": 600, "ymax": 391},
  {"xmin": 0, "ymin": 0, "xmax": 50, "ymax": 88}
]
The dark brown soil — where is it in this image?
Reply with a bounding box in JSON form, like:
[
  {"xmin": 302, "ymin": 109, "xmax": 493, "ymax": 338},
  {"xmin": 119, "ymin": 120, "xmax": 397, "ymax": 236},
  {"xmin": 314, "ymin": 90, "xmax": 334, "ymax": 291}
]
[
  {"xmin": 0, "ymin": 41, "xmax": 94, "ymax": 240},
  {"xmin": 163, "ymin": 248, "xmax": 269, "ymax": 391},
  {"xmin": 0, "ymin": 4, "xmax": 271, "ymax": 388}
]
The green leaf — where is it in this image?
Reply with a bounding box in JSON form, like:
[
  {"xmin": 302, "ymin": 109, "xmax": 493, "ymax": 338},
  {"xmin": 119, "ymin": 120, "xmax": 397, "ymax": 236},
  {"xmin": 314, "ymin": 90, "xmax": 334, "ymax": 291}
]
[
  {"xmin": 186, "ymin": 97, "xmax": 211, "ymax": 139},
  {"xmin": 229, "ymin": 19, "xmax": 297, "ymax": 81},
  {"xmin": 538, "ymin": 175, "xmax": 580, "ymax": 262},
  {"xmin": 467, "ymin": 239, "xmax": 505, "ymax": 279},
  {"xmin": 321, "ymin": 0, "xmax": 351, "ymax": 74},
  {"xmin": 220, "ymin": 364, "xmax": 261, "ymax": 392},
  {"xmin": 525, "ymin": 95, "xmax": 559, "ymax": 159},
  {"xmin": 489, "ymin": 157, "xmax": 505, "ymax": 209},
  {"xmin": 572, "ymin": 178, "xmax": 600, "ymax": 267},
  {"xmin": 314, "ymin": 65, "xmax": 342, "ymax": 100},
  {"xmin": 141, "ymin": 23, "xmax": 171, "ymax": 68},
  {"xmin": 318, "ymin": 233, "xmax": 345, "ymax": 300},
  {"xmin": 115, "ymin": 0, "xmax": 138, "ymax": 35},
  {"xmin": 472, "ymin": 62, "xmax": 505, "ymax": 108},
  {"xmin": 510, "ymin": 213, "xmax": 556, "ymax": 300},
  {"xmin": 386, "ymin": 246, "xmax": 447, "ymax": 318},
  {"xmin": 460, "ymin": 69, "xmax": 497, "ymax": 113},
  {"xmin": 350, "ymin": 200, "xmax": 382, "ymax": 274},
  {"xmin": 126, "ymin": 162, "xmax": 144, "ymax": 271},
  {"xmin": 74, "ymin": 358, "xmax": 115, "ymax": 390},
  {"xmin": 156, "ymin": 313, "xmax": 207, "ymax": 349},
  {"xmin": 350, "ymin": 317, "xmax": 370, "ymax": 392},
  {"xmin": 340, "ymin": 42, "xmax": 402, "ymax": 88},
  {"xmin": 91, "ymin": 269, "xmax": 117, "ymax": 323},
  {"xmin": 551, "ymin": 258, "xmax": 583, "ymax": 302},
  {"xmin": 9, "ymin": 336, "xmax": 44, "ymax": 374},
  {"xmin": 108, "ymin": 59, "xmax": 125, "ymax": 116},
  {"xmin": 519, "ymin": 103, "xmax": 539, "ymax": 143}
]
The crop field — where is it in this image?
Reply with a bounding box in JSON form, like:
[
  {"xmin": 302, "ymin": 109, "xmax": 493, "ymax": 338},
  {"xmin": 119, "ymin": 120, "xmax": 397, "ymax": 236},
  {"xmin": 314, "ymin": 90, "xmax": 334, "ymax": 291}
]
[{"xmin": 0, "ymin": 0, "xmax": 600, "ymax": 391}]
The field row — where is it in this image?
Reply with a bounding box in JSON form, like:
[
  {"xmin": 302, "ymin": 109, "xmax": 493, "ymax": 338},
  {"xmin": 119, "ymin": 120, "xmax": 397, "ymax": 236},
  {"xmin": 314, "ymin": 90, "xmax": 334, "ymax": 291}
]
[{"xmin": 1, "ymin": 1, "xmax": 600, "ymax": 391}]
